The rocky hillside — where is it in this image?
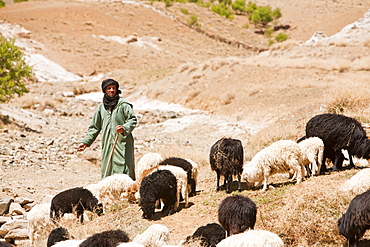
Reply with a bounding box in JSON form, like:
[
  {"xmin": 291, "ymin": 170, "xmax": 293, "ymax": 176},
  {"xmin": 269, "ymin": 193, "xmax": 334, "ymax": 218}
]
[{"xmin": 0, "ymin": 0, "xmax": 370, "ymax": 246}]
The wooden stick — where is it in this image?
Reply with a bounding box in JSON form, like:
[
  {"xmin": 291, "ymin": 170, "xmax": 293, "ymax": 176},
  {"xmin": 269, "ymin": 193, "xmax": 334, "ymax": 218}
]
[{"xmin": 103, "ymin": 133, "xmax": 119, "ymax": 178}]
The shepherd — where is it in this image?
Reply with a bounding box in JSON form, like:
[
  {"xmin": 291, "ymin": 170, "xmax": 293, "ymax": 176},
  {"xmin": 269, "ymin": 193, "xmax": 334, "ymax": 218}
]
[{"xmin": 77, "ymin": 78, "xmax": 137, "ymax": 180}]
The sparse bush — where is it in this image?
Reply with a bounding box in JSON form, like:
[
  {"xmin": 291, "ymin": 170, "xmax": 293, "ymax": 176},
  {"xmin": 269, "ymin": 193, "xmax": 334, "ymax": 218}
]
[
  {"xmin": 0, "ymin": 35, "xmax": 32, "ymax": 102},
  {"xmin": 242, "ymin": 23, "xmax": 249, "ymax": 29},
  {"xmin": 231, "ymin": 0, "xmax": 246, "ymax": 14},
  {"xmin": 0, "ymin": 0, "xmax": 5, "ymax": 8},
  {"xmin": 271, "ymin": 8, "xmax": 282, "ymax": 19},
  {"xmin": 275, "ymin": 33, "xmax": 288, "ymax": 42},
  {"xmin": 187, "ymin": 14, "xmax": 200, "ymax": 27},
  {"xmin": 164, "ymin": 0, "xmax": 172, "ymax": 7},
  {"xmin": 218, "ymin": 0, "xmax": 231, "ymax": 7},
  {"xmin": 264, "ymin": 27, "xmax": 273, "ymax": 38},
  {"xmin": 211, "ymin": 4, "xmax": 234, "ymax": 19},
  {"xmin": 326, "ymin": 92, "xmax": 370, "ymax": 114},
  {"xmin": 180, "ymin": 8, "xmax": 189, "ymax": 14},
  {"xmin": 245, "ymin": 1, "xmax": 257, "ymax": 14},
  {"xmin": 248, "ymin": 6, "xmax": 273, "ymax": 26}
]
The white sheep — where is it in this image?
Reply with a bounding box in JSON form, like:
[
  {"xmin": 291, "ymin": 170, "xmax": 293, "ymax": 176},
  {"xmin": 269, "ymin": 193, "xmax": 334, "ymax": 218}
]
[
  {"xmin": 96, "ymin": 173, "xmax": 134, "ymax": 205},
  {"xmin": 157, "ymin": 165, "xmax": 189, "ymax": 209},
  {"xmin": 185, "ymin": 158, "xmax": 199, "ymax": 196},
  {"xmin": 132, "ymin": 224, "xmax": 170, "ymax": 247},
  {"xmin": 117, "ymin": 243, "xmax": 145, "ymax": 247},
  {"xmin": 51, "ymin": 239, "xmax": 85, "ymax": 247},
  {"xmin": 339, "ymin": 168, "xmax": 370, "ymax": 196},
  {"xmin": 298, "ymin": 137, "xmax": 324, "ymax": 176},
  {"xmin": 27, "ymin": 203, "xmax": 55, "ymax": 246},
  {"xmin": 242, "ymin": 140, "xmax": 304, "ymax": 191},
  {"xmin": 216, "ymin": 229, "xmax": 284, "ymax": 247},
  {"xmin": 84, "ymin": 183, "xmax": 101, "ymax": 201},
  {"xmin": 136, "ymin": 152, "xmax": 163, "ymax": 179}
]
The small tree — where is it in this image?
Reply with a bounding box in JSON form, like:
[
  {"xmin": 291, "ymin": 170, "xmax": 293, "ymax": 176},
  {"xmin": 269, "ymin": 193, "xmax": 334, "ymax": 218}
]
[
  {"xmin": 245, "ymin": 1, "xmax": 257, "ymax": 14},
  {"xmin": 248, "ymin": 6, "xmax": 273, "ymax": 27},
  {"xmin": 231, "ymin": 0, "xmax": 246, "ymax": 14},
  {"xmin": 275, "ymin": 33, "xmax": 288, "ymax": 42},
  {"xmin": 0, "ymin": 35, "xmax": 32, "ymax": 102}
]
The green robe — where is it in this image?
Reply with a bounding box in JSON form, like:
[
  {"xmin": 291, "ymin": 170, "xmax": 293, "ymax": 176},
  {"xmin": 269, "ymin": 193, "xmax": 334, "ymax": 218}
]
[{"xmin": 81, "ymin": 98, "xmax": 137, "ymax": 180}]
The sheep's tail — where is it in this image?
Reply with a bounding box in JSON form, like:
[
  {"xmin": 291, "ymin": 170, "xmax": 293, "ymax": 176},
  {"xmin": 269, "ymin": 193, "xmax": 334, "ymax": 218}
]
[{"xmin": 297, "ymin": 136, "xmax": 306, "ymax": 143}]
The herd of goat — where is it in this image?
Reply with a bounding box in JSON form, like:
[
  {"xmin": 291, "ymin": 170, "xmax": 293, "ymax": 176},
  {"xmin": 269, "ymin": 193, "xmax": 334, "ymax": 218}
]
[{"xmin": 24, "ymin": 113, "xmax": 370, "ymax": 247}]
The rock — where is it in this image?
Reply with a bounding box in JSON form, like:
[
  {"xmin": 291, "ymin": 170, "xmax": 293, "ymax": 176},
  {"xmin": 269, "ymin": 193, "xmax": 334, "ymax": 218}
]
[
  {"xmin": 9, "ymin": 203, "xmax": 26, "ymax": 215},
  {"xmin": 0, "ymin": 219, "xmax": 28, "ymax": 236},
  {"xmin": 13, "ymin": 197, "xmax": 34, "ymax": 206},
  {"xmin": 4, "ymin": 228, "xmax": 29, "ymax": 240},
  {"xmin": 0, "ymin": 216, "xmax": 11, "ymax": 224},
  {"xmin": 0, "ymin": 197, "xmax": 14, "ymax": 215}
]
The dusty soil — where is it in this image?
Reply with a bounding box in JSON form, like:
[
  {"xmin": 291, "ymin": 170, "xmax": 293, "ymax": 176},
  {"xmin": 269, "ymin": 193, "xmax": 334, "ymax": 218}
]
[{"xmin": 1, "ymin": 0, "xmax": 370, "ymax": 246}]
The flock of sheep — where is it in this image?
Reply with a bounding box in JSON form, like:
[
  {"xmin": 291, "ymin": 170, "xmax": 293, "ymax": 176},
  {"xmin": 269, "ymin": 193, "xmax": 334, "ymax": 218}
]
[{"xmin": 24, "ymin": 113, "xmax": 370, "ymax": 247}]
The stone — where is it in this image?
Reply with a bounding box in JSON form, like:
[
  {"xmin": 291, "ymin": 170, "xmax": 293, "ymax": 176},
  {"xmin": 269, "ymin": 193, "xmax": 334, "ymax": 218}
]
[
  {"xmin": 0, "ymin": 197, "xmax": 14, "ymax": 215},
  {"xmin": 9, "ymin": 203, "xmax": 26, "ymax": 215}
]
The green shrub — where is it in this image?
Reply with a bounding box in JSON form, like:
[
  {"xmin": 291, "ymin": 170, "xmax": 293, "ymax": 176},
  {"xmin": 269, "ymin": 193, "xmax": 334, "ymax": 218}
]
[
  {"xmin": 0, "ymin": 35, "xmax": 31, "ymax": 102},
  {"xmin": 231, "ymin": 0, "xmax": 246, "ymax": 14},
  {"xmin": 245, "ymin": 1, "xmax": 257, "ymax": 14},
  {"xmin": 14, "ymin": 0, "xmax": 28, "ymax": 2},
  {"xmin": 275, "ymin": 33, "xmax": 288, "ymax": 42},
  {"xmin": 164, "ymin": 0, "xmax": 172, "ymax": 7},
  {"xmin": 264, "ymin": 27, "xmax": 273, "ymax": 37},
  {"xmin": 187, "ymin": 14, "xmax": 200, "ymax": 27},
  {"xmin": 248, "ymin": 6, "xmax": 273, "ymax": 26},
  {"xmin": 0, "ymin": 0, "xmax": 5, "ymax": 8},
  {"xmin": 218, "ymin": 0, "xmax": 231, "ymax": 7},
  {"xmin": 211, "ymin": 4, "xmax": 234, "ymax": 19},
  {"xmin": 180, "ymin": 8, "xmax": 189, "ymax": 14},
  {"xmin": 242, "ymin": 23, "xmax": 249, "ymax": 29},
  {"xmin": 272, "ymin": 8, "xmax": 282, "ymax": 19}
]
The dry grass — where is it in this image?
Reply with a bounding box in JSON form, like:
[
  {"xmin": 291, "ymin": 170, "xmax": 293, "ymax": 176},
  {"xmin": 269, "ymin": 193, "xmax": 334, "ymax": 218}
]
[{"xmin": 325, "ymin": 88, "xmax": 370, "ymax": 117}]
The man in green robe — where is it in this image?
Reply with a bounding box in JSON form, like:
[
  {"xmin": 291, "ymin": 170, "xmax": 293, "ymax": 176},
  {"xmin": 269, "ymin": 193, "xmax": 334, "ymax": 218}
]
[{"xmin": 78, "ymin": 78, "xmax": 137, "ymax": 180}]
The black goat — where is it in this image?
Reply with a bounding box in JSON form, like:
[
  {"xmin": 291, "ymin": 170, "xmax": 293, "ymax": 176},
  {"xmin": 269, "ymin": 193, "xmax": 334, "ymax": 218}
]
[
  {"xmin": 218, "ymin": 194, "xmax": 257, "ymax": 236},
  {"xmin": 298, "ymin": 113, "xmax": 370, "ymax": 173},
  {"xmin": 139, "ymin": 169, "xmax": 177, "ymax": 219},
  {"xmin": 183, "ymin": 223, "xmax": 226, "ymax": 247},
  {"xmin": 338, "ymin": 189, "xmax": 370, "ymax": 247},
  {"xmin": 79, "ymin": 229, "xmax": 130, "ymax": 247},
  {"xmin": 50, "ymin": 187, "xmax": 103, "ymax": 223},
  {"xmin": 47, "ymin": 227, "xmax": 71, "ymax": 247},
  {"xmin": 159, "ymin": 157, "xmax": 197, "ymax": 197},
  {"xmin": 210, "ymin": 137, "xmax": 244, "ymax": 193}
]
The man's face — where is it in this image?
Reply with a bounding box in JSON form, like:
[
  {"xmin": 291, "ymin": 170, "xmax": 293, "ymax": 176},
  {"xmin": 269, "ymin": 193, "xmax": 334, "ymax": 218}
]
[{"xmin": 105, "ymin": 84, "xmax": 117, "ymax": 97}]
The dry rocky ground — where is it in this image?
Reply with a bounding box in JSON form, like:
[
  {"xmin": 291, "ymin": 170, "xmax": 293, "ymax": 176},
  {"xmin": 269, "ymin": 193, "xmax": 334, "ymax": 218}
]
[{"xmin": 1, "ymin": 0, "xmax": 370, "ymax": 246}]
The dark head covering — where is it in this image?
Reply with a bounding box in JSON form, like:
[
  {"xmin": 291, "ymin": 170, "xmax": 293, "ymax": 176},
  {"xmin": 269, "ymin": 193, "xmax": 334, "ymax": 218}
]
[
  {"xmin": 101, "ymin": 78, "xmax": 121, "ymax": 111},
  {"xmin": 101, "ymin": 78, "xmax": 122, "ymax": 94}
]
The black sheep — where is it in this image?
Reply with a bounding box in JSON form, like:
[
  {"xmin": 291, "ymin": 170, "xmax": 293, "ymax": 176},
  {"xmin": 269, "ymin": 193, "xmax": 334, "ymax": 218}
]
[
  {"xmin": 183, "ymin": 223, "xmax": 226, "ymax": 247},
  {"xmin": 298, "ymin": 113, "xmax": 370, "ymax": 173},
  {"xmin": 79, "ymin": 229, "xmax": 130, "ymax": 247},
  {"xmin": 218, "ymin": 194, "xmax": 257, "ymax": 236},
  {"xmin": 159, "ymin": 157, "xmax": 197, "ymax": 197},
  {"xmin": 210, "ymin": 137, "xmax": 244, "ymax": 193},
  {"xmin": 338, "ymin": 189, "xmax": 370, "ymax": 247},
  {"xmin": 50, "ymin": 187, "xmax": 103, "ymax": 223},
  {"xmin": 47, "ymin": 227, "xmax": 71, "ymax": 247},
  {"xmin": 139, "ymin": 169, "xmax": 177, "ymax": 219}
]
